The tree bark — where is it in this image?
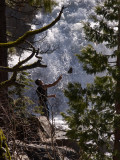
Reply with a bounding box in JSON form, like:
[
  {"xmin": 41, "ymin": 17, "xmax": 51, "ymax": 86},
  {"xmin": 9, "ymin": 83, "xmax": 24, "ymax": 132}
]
[
  {"xmin": 0, "ymin": 0, "xmax": 8, "ymax": 82},
  {"xmin": 0, "ymin": 0, "xmax": 9, "ymax": 128},
  {"xmin": 113, "ymin": 7, "xmax": 120, "ymax": 160}
]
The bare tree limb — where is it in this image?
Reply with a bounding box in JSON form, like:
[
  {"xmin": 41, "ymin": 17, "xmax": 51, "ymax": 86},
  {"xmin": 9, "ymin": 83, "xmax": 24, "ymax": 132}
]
[
  {"xmin": 0, "ymin": 60, "xmax": 47, "ymax": 87},
  {"xmin": 16, "ymin": 60, "xmax": 47, "ymax": 71},
  {"xmin": 13, "ymin": 41, "xmax": 36, "ymax": 69},
  {"xmin": 0, "ymin": 60, "xmax": 47, "ymax": 72},
  {"xmin": 0, "ymin": 6, "xmax": 64, "ymax": 48},
  {"xmin": 0, "ymin": 41, "xmax": 47, "ymax": 73}
]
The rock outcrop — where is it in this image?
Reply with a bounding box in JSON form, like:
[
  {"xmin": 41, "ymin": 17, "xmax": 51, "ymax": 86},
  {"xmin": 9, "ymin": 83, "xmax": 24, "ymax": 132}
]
[{"xmin": 9, "ymin": 116, "xmax": 80, "ymax": 160}]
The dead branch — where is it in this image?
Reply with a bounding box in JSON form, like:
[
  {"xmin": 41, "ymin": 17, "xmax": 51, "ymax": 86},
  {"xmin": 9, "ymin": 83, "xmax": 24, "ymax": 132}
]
[
  {"xmin": 0, "ymin": 42, "xmax": 47, "ymax": 88},
  {"xmin": 0, "ymin": 7, "xmax": 64, "ymax": 48}
]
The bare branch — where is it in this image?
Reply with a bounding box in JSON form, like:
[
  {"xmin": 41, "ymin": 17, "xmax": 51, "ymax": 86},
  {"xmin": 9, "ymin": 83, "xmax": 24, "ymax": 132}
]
[
  {"xmin": 0, "ymin": 60, "xmax": 47, "ymax": 88},
  {"xmin": 17, "ymin": 60, "xmax": 47, "ymax": 71},
  {"xmin": 13, "ymin": 49, "xmax": 35, "ymax": 69},
  {"xmin": 0, "ymin": 41, "xmax": 47, "ymax": 73},
  {"xmin": 0, "ymin": 7, "xmax": 64, "ymax": 48},
  {"xmin": 0, "ymin": 60, "xmax": 47, "ymax": 72},
  {"xmin": 0, "ymin": 67, "xmax": 13, "ymax": 72},
  {"xmin": 13, "ymin": 41, "xmax": 37, "ymax": 69}
]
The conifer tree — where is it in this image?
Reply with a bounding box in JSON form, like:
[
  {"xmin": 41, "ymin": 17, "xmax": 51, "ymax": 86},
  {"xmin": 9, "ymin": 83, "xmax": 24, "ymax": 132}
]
[{"xmin": 62, "ymin": 1, "xmax": 120, "ymax": 160}]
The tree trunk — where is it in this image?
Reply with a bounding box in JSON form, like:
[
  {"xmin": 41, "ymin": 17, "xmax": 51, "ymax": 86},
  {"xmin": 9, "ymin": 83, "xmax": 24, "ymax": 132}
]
[
  {"xmin": 0, "ymin": 0, "xmax": 8, "ymax": 81},
  {"xmin": 0, "ymin": 0, "xmax": 9, "ymax": 128},
  {"xmin": 113, "ymin": 7, "xmax": 120, "ymax": 160}
]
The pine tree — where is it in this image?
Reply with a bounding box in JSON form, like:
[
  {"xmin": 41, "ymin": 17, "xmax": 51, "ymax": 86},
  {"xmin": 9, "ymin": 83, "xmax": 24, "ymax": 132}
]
[{"xmin": 62, "ymin": 1, "xmax": 120, "ymax": 160}]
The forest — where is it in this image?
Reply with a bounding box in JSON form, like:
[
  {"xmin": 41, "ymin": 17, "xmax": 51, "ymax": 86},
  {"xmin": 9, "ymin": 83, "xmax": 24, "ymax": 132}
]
[{"xmin": 0, "ymin": 0, "xmax": 120, "ymax": 160}]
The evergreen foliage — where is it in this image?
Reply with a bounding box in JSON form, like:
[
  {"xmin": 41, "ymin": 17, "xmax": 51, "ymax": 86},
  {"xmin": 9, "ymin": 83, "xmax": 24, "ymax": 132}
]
[
  {"xmin": 9, "ymin": 71, "xmax": 34, "ymax": 118},
  {"xmin": 62, "ymin": 1, "xmax": 120, "ymax": 159}
]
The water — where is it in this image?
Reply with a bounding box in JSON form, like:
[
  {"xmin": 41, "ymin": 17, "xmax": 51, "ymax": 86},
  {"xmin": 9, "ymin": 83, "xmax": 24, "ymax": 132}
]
[{"xmin": 9, "ymin": 0, "xmax": 101, "ymax": 126}]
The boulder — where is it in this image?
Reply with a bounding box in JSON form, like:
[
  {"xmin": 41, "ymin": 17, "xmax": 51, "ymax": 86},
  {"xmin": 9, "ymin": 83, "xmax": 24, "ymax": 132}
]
[
  {"xmin": 10, "ymin": 140, "xmax": 79, "ymax": 160},
  {"xmin": 10, "ymin": 116, "xmax": 80, "ymax": 159},
  {"xmin": 15, "ymin": 116, "xmax": 52, "ymax": 143}
]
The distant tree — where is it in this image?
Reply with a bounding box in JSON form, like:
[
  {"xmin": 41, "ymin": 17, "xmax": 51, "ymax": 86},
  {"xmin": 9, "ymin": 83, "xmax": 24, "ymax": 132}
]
[{"xmin": 62, "ymin": 1, "xmax": 120, "ymax": 160}]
